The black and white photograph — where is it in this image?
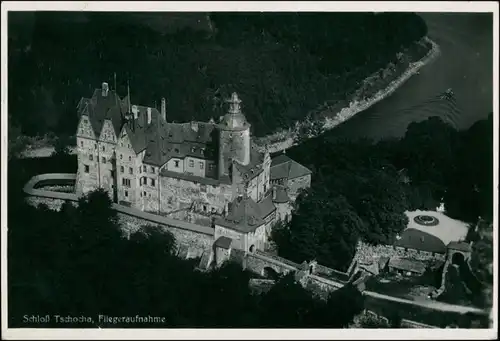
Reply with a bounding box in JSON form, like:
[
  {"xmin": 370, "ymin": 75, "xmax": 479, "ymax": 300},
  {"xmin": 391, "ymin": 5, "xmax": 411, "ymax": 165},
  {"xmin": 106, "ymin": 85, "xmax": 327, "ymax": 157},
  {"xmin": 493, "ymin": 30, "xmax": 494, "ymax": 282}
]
[{"xmin": 1, "ymin": 1, "xmax": 498, "ymax": 339}]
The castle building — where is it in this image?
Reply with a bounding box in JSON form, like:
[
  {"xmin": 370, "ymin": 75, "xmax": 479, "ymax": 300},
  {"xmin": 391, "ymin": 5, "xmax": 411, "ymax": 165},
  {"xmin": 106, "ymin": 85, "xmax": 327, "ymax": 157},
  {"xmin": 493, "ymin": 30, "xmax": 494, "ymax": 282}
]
[{"xmin": 75, "ymin": 82, "xmax": 311, "ymax": 252}]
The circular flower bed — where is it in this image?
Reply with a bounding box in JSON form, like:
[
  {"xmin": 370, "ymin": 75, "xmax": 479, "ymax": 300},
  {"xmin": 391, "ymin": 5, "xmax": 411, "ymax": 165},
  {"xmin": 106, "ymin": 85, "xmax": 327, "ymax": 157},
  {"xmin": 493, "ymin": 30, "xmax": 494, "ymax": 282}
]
[{"xmin": 414, "ymin": 215, "xmax": 439, "ymax": 226}]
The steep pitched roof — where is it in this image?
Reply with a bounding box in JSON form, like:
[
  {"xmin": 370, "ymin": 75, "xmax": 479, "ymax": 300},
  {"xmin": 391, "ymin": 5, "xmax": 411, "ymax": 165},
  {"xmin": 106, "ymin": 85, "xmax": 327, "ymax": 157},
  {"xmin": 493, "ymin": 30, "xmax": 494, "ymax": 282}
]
[
  {"xmin": 215, "ymin": 195, "xmax": 266, "ymax": 233},
  {"xmin": 141, "ymin": 114, "xmax": 218, "ymax": 167},
  {"xmin": 270, "ymin": 154, "xmax": 312, "ymax": 181},
  {"xmin": 257, "ymin": 194, "xmax": 277, "ymax": 219},
  {"xmin": 234, "ymin": 146, "xmax": 265, "ymax": 181},
  {"xmin": 82, "ymin": 88, "xmax": 124, "ymax": 137}
]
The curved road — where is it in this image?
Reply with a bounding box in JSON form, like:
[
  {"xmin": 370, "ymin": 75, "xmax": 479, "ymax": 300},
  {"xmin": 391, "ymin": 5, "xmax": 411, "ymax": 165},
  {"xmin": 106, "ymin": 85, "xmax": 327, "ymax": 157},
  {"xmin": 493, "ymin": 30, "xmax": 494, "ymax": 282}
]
[{"xmin": 330, "ymin": 13, "xmax": 493, "ymax": 141}]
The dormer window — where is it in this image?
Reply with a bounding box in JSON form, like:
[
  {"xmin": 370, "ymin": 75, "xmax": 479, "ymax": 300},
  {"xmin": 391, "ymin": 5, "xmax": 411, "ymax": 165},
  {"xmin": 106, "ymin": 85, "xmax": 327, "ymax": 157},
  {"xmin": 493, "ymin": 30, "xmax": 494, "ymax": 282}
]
[
  {"xmin": 174, "ymin": 148, "xmax": 179, "ymax": 153},
  {"xmin": 191, "ymin": 147, "xmax": 196, "ymax": 153},
  {"xmin": 174, "ymin": 160, "xmax": 180, "ymax": 168}
]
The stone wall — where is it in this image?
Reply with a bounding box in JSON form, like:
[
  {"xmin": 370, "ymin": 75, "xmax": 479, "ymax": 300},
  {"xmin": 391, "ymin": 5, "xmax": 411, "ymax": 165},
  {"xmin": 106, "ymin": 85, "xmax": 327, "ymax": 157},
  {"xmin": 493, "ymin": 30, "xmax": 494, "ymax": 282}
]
[
  {"xmin": 116, "ymin": 129, "xmax": 141, "ymax": 207},
  {"xmin": 159, "ymin": 176, "xmax": 232, "ymax": 215},
  {"xmin": 26, "ymin": 197, "xmax": 68, "ymax": 211},
  {"xmin": 287, "ymin": 174, "xmax": 311, "ymax": 200},
  {"xmin": 118, "ymin": 213, "xmax": 213, "ymax": 257},
  {"xmin": 354, "ymin": 241, "xmax": 446, "ymax": 268}
]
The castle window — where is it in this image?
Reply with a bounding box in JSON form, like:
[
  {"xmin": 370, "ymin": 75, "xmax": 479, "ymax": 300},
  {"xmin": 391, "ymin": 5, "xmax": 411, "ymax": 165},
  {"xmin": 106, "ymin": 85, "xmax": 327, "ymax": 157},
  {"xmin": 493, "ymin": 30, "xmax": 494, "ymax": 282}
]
[
  {"xmin": 124, "ymin": 190, "xmax": 128, "ymax": 197},
  {"xmin": 200, "ymin": 184, "xmax": 207, "ymax": 193},
  {"xmin": 120, "ymin": 154, "xmax": 123, "ymax": 160},
  {"xmin": 102, "ymin": 157, "xmax": 106, "ymax": 164},
  {"xmin": 191, "ymin": 147, "xmax": 196, "ymax": 153},
  {"xmin": 129, "ymin": 156, "xmax": 132, "ymax": 161},
  {"xmin": 122, "ymin": 178, "xmax": 131, "ymax": 187},
  {"xmin": 199, "ymin": 162, "xmax": 204, "ymax": 169},
  {"xmin": 120, "ymin": 166, "xmax": 124, "ymax": 172},
  {"xmin": 201, "ymin": 148, "xmax": 205, "ymax": 155},
  {"xmin": 203, "ymin": 205, "xmax": 207, "ymax": 212},
  {"xmin": 150, "ymin": 166, "xmax": 155, "ymax": 174},
  {"xmin": 150, "ymin": 178, "xmax": 156, "ymax": 187},
  {"xmin": 189, "ymin": 160, "xmax": 194, "ymax": 168},
  {"xmin": 174, "ymin": 148, "xmax": 179, "ymax": 153},
  {"xmin": 89, "ymin": 154, "xmax": 93, "ymax": 161},
  {"xmin": 143, "ymin": 191, "xmax": 146, "ymax": 196},
  {"xmin": 80, "ymin": 141, "xmax": 83, "ymax": 147},
  {"xmin": 129, "ymin": 167, "xmax": 133, "ymax": 175},
  {"xmin": 128, "ymin": 144, "xmax": 131, "ymax": 149},
  {"xmin": 84, "ymin": 165, "xmax": 89, "ymax": 173},
  {"xmin": 102, "ymin": 145, "xmax": 105, "ymax": 152},
  {"xmin": 209, "ymin": 164, "xmax": 214, "ymax": 171},
  {"xmin": 174, "ymin": 160, "xmax": 180, "ymax": 168},
  {"xmin": 143, "ymin": 165, "xmax": 147, "ymax": 172}
]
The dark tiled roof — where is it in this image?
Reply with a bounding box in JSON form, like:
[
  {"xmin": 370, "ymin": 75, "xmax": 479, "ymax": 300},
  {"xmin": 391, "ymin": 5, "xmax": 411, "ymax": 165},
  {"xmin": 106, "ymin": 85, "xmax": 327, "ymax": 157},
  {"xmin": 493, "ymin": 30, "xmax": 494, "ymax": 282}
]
[
  {"xmin": 214, "ymin": 236, "xmax": 233, "ymax": 249},
  {"xmin": 447, "ymin": 241, "xmax": 472, "ymax": 252},
  {"xmin": 142, "ymin": 115, "xmax": 217, "ymax": 167},
  {"xmin": 214, "ymin": 195, "xmax": 266, "ymax": 233},
  {"xmin": 82, "ymin": 88, "xmax": 125, "ymax": 137},
  {"xmin": 257, "ymin": 194, "xmax": 276, "ymax": 219},
  {"xmin": 270, "ymin": 154, "xmax": 311, "ymax": 181},
  {"xmin": 388, "ymin": 258, "xmax": 426, "ymax": 274},
  {"xmin": 233, "ymin": 146, "xmax": 265, "ymax": 181}
]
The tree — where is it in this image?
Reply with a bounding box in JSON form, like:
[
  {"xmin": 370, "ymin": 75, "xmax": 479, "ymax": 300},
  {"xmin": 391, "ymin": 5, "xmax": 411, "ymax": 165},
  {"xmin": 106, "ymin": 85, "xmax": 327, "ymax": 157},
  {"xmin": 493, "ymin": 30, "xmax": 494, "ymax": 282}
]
[{"xmin": 272, "ymin": 186, "xmax": 365, "ymax": 270}]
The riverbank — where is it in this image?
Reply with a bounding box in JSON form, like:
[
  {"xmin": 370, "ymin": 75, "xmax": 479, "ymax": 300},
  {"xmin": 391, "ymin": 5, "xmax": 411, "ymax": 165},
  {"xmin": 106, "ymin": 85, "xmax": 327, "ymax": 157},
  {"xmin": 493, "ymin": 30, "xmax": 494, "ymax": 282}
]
[
  {"xmin": 254, "ymin": 37, "xmax": 441, "ymax": 153},
  {"xmin": 18, "ymin": 37, "xmax": 440, "ymax": 159}
]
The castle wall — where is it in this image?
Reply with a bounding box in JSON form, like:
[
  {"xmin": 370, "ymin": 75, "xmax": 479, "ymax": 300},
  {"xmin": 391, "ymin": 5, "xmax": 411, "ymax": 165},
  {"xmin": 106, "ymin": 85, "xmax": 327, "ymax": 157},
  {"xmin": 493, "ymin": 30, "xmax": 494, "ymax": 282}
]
[
  {"xmin": 218, "ymin": 127, "xmax": 251, "ymax": 177},
  {"xmin": 287, "ymin": 174, "xmax": 311, "ymax": 200},
  {"xmin": 97, "ymin": 120, "xmax": 118, "ymax": 199},
  {"xmin": 116, "ymin": 131, "xmax": 140, "ymax": 207},
  {"xmin": 159, "ymin": 176, "xmax": 232, "ymax": 215},
  {"xmin": 141, "ymin": 164, "xmax": 161, "ymax": 213},
  {"xmin": 184, "ymin": 156, "xmax": 206, "ymax": 178},
  {"xmin": 214, "ymin": 225, "xmax": 245, "ymax": 251},
  {"xmin": 76, "ymin": 115, "xmax": 99, "ymax": 195},
  {"xmin": 166, "ymin": 157, "xmax": 184, "ymax": 173},
  {"xmin": 275, "ymin": 201, "xmax": 293, "ymax": 222}
]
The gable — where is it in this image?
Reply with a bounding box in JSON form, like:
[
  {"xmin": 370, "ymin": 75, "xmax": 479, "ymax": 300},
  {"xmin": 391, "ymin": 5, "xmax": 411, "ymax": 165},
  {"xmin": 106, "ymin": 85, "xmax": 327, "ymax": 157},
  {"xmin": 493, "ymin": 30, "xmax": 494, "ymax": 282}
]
[
  {"xmin": 99, "ymin": 119, "xmax": 117, "ymax": 144},
  {"xmin": 118, "ymin": 127, "xmax": 134, "ymax": 153},
  {"xmin": 76, "ymin": 114, "xmax": 96, "ymax": 139}
]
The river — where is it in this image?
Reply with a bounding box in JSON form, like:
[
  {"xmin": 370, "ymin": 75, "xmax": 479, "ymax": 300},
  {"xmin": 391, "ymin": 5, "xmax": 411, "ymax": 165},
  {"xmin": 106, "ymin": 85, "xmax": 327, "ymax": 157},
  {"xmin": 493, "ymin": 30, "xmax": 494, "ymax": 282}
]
[{"xmin": 328, "ymin": 13, "xmax": 494, "ymax": 141}]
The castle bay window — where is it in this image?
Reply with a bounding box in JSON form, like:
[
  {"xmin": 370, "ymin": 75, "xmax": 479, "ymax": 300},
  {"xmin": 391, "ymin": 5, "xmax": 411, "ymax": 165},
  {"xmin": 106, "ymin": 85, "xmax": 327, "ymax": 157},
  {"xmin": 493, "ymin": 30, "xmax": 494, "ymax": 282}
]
[{"xmin": 122, "ymin": 178, "xmax": 131, "ymax": 187}]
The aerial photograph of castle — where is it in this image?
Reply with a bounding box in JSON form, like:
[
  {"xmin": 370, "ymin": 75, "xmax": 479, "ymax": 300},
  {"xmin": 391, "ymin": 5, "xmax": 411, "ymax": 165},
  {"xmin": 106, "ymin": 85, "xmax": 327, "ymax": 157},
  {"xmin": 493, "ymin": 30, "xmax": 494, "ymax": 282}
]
[{"xmin": 2, "ymin": 2, "xmax": 497, "ymax": 340}]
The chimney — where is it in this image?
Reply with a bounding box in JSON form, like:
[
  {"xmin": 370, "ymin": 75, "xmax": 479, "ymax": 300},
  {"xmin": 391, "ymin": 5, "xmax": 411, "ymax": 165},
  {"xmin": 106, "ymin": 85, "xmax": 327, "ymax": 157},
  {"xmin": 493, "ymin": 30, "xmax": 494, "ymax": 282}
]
[
  {"xmin": 272, "ymin": 186, "xmax": 277, "ymax": 200},
  {"xmin": 191, "ymin": 121, "xmax": 199, "ymax": 132},
  {"xmin": 102, "ymin": 82, "xmax": 109, "ymax": 97},
  {"xmin": 147, "ymin": 107, "xmax": 152, "ymax": 125},
  {"xmin": 132, "ymin": 105, "xmax": 138, "ymax": 120},
  {"xmin": 161, "ymin": 97, "xmax": 166, "ymax": 121}
]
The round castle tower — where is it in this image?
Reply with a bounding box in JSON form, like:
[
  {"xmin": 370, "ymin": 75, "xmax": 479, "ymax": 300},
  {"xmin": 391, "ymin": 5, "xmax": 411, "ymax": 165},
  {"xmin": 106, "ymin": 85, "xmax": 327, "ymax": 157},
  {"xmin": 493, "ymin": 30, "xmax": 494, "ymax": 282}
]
[{"xmin": 218, "ymin": 92, "xmax": 251, "ymax": 177}]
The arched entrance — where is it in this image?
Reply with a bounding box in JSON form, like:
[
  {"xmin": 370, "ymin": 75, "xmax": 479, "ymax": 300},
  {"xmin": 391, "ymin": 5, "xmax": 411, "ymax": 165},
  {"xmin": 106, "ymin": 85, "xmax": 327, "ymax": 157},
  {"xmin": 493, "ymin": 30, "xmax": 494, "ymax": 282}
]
[{"xmin": 451, "ymin": 252, "xmax": 465, "ymax": 265}]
